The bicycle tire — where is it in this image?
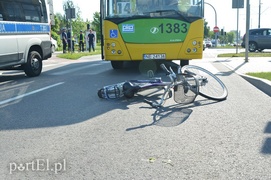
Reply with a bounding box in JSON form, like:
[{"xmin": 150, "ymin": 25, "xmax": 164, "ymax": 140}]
[
  {"xmin": 97, "ymin": 89, "xmax": 103, "ymax": 98},
  {"xmin": 181, "ymin": 65, "xmax": 228, "ymax": 101}
]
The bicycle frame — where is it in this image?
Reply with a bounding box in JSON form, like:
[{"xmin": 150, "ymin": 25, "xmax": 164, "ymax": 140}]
[
  {"xmin": 98, "ymin": 63, "xmax": 228, "ymax": 107},
  {"xmin": 132, "ymin": 78, "xmax": 175, "ymax": 108},
  {"xmin": 98, "ymin": 64, "xmax": 199, "ymax": 108}
]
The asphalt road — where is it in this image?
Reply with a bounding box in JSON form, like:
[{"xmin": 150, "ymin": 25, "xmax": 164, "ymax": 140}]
[{"xmin": 0, "ymin": 52, "xmax": 271, "ymax": 179}]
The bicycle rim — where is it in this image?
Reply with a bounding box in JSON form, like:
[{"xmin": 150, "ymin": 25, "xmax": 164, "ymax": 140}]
[{"xmin": 182, "ymin": 65, "xmax": 228, "ymax": 101}]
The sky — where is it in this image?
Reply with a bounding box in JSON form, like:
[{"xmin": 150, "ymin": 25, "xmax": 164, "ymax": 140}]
[
  {"xmin": 53, "ymin": 0, "xmax": 271, "ymax": 36},
  {"xmin": 204, "ymin": 0, "xmax": 271, "ymax": 36}
]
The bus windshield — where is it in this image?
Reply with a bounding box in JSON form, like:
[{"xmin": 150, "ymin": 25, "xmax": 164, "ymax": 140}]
[{"xmin": 103, "ymin": 0, "xmax": 203, "ymax": 18}]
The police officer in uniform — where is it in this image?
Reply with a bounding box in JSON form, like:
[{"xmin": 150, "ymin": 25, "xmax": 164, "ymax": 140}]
[
  {"xmin": 61, "ymin": 28, "xmax": 68, "ymax": 53},
  {"xmin": 78, "ymin": 30, "xmax": 84, "ymax": 52}
]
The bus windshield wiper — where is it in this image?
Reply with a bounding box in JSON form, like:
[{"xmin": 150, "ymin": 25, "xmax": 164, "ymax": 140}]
[
  {"xmin": 130, "ymin": 14, "xmax": 150, "ymax": 18},
  {"xmin": 147, "ymin": 9, "xmax": 190, "ymax": 22}
]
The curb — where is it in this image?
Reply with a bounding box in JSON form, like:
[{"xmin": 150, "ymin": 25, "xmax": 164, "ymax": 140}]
[
  {"xmin": 222, "ymin": 61, "xmax": 271, "ymax": 97},
  {"xmin": 240, "ymin": 74, "xmax": 271, "ymax": 96}
]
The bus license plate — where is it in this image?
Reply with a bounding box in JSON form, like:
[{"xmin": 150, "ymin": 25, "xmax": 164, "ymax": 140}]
[{"xmin": 143, "ymin": 54, "xmax": 166, "ymax": 60}]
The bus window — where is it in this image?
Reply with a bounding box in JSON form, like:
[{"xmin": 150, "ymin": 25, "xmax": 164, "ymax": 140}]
[
  {"xmin": 116, "ymin": 0, "xmax": 131, "ymax": 15},
  {"xmin": 178, "ymin": 0, "xmax": 203, "ymax": 17}
]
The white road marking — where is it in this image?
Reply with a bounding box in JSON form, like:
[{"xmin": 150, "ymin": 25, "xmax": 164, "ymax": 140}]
[
  {"xmin": 50, "ymin": 64, "xmax": 101, "ymax": 75},
  {"xmin": 0, "ymin": 82, "xmax": 64, "ymax": 105}
]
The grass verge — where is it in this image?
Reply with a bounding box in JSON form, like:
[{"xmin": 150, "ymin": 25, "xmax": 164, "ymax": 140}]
[
  {"xmin": 56, "ymin": 45, "xmax": 101, "ymax": 60},
  {"xmin": 218, "ymin": 52, "xmax": 271, "ymax": 57},
  {"xmin": 57, "ymin": 51, "xmax": 100, "ymax": 60},
  {"xmin": 246, "ymin": 72, "xmax": 271, "ymax": 81}
]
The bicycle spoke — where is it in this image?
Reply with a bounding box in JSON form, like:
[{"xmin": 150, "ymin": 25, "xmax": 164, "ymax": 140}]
[{"xmin": 182, "ymin": 65, "xmax": 228, "ymax": 101}]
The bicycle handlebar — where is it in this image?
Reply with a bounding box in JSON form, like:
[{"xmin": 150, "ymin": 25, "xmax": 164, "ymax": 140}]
[
  {"xmin": 160, "ymin": 64, "xmax": 170, "ymax": 75},
  {"xmin": 160, "ymin": 64, "xmax": 176, "ymax": 83}
]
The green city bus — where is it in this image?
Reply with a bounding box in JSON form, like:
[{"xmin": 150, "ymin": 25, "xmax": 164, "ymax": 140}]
[{"xmin": 100, "ymin": 0, "xmax": 204, "ymax": 69}]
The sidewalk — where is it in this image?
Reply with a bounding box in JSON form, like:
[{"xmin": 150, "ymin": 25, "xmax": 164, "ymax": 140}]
[{"xmin": 218, "ymin": 57, "xmax": 271, "ymax": 96}]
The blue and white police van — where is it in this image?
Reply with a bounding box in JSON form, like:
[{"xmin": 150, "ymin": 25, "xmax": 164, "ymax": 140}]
[{"xmin": 0, "ymin": 0, "xmax": 53, "ymax": 77}]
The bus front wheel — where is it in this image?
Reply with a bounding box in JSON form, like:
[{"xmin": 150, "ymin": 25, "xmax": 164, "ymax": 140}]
[
  {"xmin": 111, "ymin": 61, "xmax": 123, "ymax": 69},
  {"xmin": 180, "ymin": 60, "xmax": 189, "ymax": 67}
]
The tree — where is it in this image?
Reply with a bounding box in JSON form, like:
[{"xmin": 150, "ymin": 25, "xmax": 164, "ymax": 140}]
[
  {"xmin": 204, "ymin": 20, "xmax": 210, "ymax": 38},
  {"xmin": 61, "ymin": 0, "xmax": 88, "ymax": 42},
  {"xmin": 227, "ymin": 31, "xmax": 235, "ymax": 44},
  {"xmin": 91, "ymin": 12, "xmax": 101, "ymax": 42},
  {"xmin": 51, "ymin": 13, "xmax": 62, "ymax": 47},
  {"xmin": 51, "ymin": 0, "xmax": 100, "ymax": 48}
]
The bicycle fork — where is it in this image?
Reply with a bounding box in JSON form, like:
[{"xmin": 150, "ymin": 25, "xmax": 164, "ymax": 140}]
[{"xmin": 144, "ymin": 84, "xmax": 173, "ymax": 108}]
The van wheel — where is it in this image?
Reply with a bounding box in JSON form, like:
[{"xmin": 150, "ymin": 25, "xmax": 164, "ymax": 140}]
[
  {"xmin": 249, "ymin": 42, "xmax": 257, "ymax": 52},
  {"xmin": 111, "ymin": 61, "xmax": 123, "ymax": 69},
  {"xmin": 24, "ymin": 51, "xmax": 42, "ymax": 77},
  {"xmin": 51, "ymin": 45, "xmax": 56, "ymax": 53}
]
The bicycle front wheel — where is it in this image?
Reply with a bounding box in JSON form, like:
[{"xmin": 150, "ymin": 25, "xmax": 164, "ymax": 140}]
[{"xmin": 182, "ymin": 65, "xmax": 228, "ymax": 101}]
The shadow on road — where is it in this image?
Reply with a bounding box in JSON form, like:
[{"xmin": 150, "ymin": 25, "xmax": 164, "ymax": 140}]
[
  {"xmin": 0, "ymin": 60, "xmax": 225, "ymax": 131},
  {"xmin": 126, "ymin": 99, "xmax": 221, "ymax": 131},
  {"xmin": 262, "ymin": 122, "xmax": 271, "ymax": 154}
]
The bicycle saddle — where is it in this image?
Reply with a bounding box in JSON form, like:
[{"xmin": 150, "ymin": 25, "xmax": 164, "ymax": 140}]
[{"xmin": 123, "ymin": 82, "xmax": 140, "ymax": 98}]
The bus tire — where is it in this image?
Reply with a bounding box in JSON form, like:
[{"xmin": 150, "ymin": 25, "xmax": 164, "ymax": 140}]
[
  {"xmin": 180, "ymin": 60, "xmax": 189, "ymax": 67},
  {"xmin": 111, "ymin": 61, "xmax": 123, "ymax": 69},
  {"xmin": 24, "ymin": 51, "xmax": 42, "ymax": 77}
]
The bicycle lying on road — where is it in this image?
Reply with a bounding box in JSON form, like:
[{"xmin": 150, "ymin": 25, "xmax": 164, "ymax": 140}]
[{"xmin": 97, "ymin": 64, "xmax": 228, "ymax": 108}]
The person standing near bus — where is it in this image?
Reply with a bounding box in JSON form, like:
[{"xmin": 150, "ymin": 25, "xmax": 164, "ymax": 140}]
[
  {"xmin": 67, "ymin": 28, "xmax": 71, "ymax": 52},
  {"xmin": 78, "ymin": 30, "xmax": 84, "ymax": 52},
  {"xmin": 72, "ymin": 35, "xmax": 75, "ymax": 52},
  {"xmin": 87, "ymin": 29, "xmax": 95, "ymax": 52},
  {"xmin": 67, "ymin": 28, "xmax": 75, "ymax": 52},
  {"xmin": 62, "ymin": 28, "xmax": 68, "ymax": 53}
]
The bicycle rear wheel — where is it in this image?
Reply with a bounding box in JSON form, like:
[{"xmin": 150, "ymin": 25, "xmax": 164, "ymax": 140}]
[{"xmin": 182, "ymin": 65, "xmax": 228, "ymax": 101}]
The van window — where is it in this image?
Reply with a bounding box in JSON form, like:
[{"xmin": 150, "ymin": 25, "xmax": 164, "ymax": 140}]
[
  {"xmin": 264, "ymin": 30, "xmax": 271, "ymax": 36},
  {"xmin": 251, "ymin": 30, "xmax": 262, "ymax": 36},
  {"xmin": 22, "ymin": 4, "xmax": 40, "ymax": 22},
  {"xmin": 2, "ymin": 1, "xmax": 22, "ymax": 21},
  {"xmin": 0, "ymin": 0, "xmax": 48, "ymax": 22}
]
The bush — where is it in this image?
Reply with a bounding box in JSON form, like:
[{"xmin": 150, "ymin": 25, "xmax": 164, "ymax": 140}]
[{"xmin": 51, "ymin": 31, "xmax": 61, "ymax": 48}]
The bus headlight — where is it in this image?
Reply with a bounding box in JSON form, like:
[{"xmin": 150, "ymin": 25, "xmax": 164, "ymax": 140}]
[
  {"xmin": 111, "ymin": 49, "xmax": 116, "ymax": 54},
  {"xmin": 192, "ymin": 48, "xmax": 197, "ymax": 52},
  {"xmin": 187, "ymin": 48, "xmax": 191, "ymax": 53},
  {"xmin": 117, "ymin": 50, "xmax": 122, "ymax": 54},
  {"xmin": 111, "ymin": 43, "xmax": 116, "ymax": 47},
  {"xmin": 192, "ymin": 40, "xmax": 197, "ymax": 46}
]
